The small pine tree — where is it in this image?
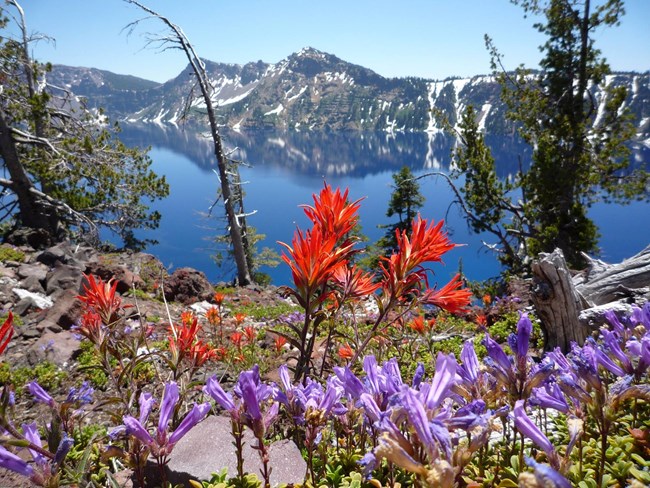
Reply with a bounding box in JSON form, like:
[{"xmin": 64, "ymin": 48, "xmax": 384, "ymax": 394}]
[
  {"xmin": 450, "ymin": 0, "xmax": 648, "ymax": 271},
  {"xmin": 361, "ymin": 166, "xmax": 425, "ymax": 270}
]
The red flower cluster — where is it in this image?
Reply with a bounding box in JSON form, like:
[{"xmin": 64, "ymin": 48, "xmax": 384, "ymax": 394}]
[
  {"xmin": 169, "ymin": 317, "xmax": 216, "ymax": 367},
  {"xmin": 278, "ymin": 184, "xmax": 471, "ymax": 372},
  {"xmin": 0, "ymin": 312, "xmax": 14, "ymax": 355},
  {"xmin": 77, "ymin": 274, "xmax": 124, "ymax": 325}
]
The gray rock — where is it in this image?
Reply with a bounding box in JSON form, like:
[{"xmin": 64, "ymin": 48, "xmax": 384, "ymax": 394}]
[
  {"xmin": 42, "ymin": 288, "xmax": 84, "ymax": 330},
  {"xmin": 13, "ymin": 297, "xmax": 39, "ymax": 316},
  {"xmin": 35, "ymin": 242, "xmax": 74, "ymax": 266},
  {"xmin": 85, "ymin": 262, "xmax": 142, "ymax": 294},
  {"xmin": 45, "ymin": 263, "xmax": 83, "ymax": 295},
  {"xmin": 27, "ymin": 330, "xmax": 80, "ymax": 367},
  {"xmin": 164, "ymin": 415, "xmax": 306, "ymax": 487},
  {"xmin": 19, "ymin": 275, "xmax": 46, "ymax": 294},
  {"xmin": 18, "ymin": 324, "xmax": 41, "ymax": 339},
  {"xmin": 17, "ymin": 263, "xmax": 49, "ymax": 282}
]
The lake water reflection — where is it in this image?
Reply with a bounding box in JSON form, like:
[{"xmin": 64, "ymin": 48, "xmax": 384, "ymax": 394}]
[{"xmin": 119, "ymin": 124, "xmax": 649, "ymax": 285}]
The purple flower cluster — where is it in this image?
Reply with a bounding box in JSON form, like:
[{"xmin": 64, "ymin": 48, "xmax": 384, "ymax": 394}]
[
  {"xmin": 2, "ymin": 303, "xmax": 647, "ymax": 486},
  {"xmin": 120, "ymin": 381, "xmax": 210, "ymax": 458}
]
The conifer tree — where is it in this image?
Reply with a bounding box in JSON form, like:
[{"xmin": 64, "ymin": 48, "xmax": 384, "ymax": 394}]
[
  {"xmin": 452, "ymin": 0, "xmax": 648, "ymax": 270},
  {"xmin": 364, "ymin": 166, "xmax": 425, "ymax": 266},
  {"xmin": 0, "ymin": 1, "xmax": 168, "ymax": 247}
]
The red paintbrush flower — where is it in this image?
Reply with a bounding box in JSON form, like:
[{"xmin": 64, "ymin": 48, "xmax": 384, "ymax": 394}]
[
  {"xmin": 331, "ymin": 264, "xmax": 380, "ymax": 301},
  {"xmin": 408, "ymin": 316, "xmax": 427, "ymax": 334},
  {"xmin": 0, "ymin": 312, "xmax": 14, "ymax": 355},
  {"xmin": 206, "ymin": 307, "xmax": 221, "ymax": 326},
  {"xmin": 301, "ymin": 183, "xmax": 363, "ymax": 241},
  {"xmin": 213, "ymin": 292, "xmax": 226, "ymax": 305},
  {"xmin": 78, "ymin": 310, "xmax": 105, "ymax": 345},
  {"xmin": 338, "ymin": 343, "xmax": 354, "ymax": 360},
  {"xmin": 231, "ymin": 331, "xmax": 244, "ymax": 350},
  {"xmin": 180, "ymin": 311, "xmax": 195, "ymax": 326},
  {"xmin": 278, "ymin": 225, "xmax": 352, "ymax": 309},
  {"xmin": 380, "ymin": 217, "xmax": 457, "ymax": 302},
  {"xmin": 188, "ymin": 340, "xmax": 217, "ymax": 367},
  {"xmin": 243, "ymin": 325, "xmax": 257, "ymax": 344},
  {"xmin": 78, "ymin": 274, "xmax": 123, "ymax": 324},
  {"xmin": 234, "ymin": 313, "xmax": 247, "ymax": 326},
  {"xmin": 169, "ymin": 317, "xmax": 201, "ymax": 359},
  {"xmin": 274, "ymin": 335, "xmax": 287, "ymax": 353},
  {"xmin": 423, "ymin": 274, "xmax": 472, "ymax": 314}
]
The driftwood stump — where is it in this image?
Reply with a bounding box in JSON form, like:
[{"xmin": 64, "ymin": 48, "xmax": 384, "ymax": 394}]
[
  {"xmin": 531, "ymin": 246, "xmax": 650, "ymax": 352},
  {"xmin": 531, "ymin": 249, "xmax": 589, "ymax": 352}
]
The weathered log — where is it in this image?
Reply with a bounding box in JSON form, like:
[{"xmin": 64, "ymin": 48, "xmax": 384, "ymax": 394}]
[
  {"xmin": 531, "ymin": 246, "xmax": 650, "ymax": 352},
  {"xmin": 576, "ymin": 245, "xmax": 650, "ymax": 306},
  {"xmin": 531, "ymin": 249, "xmax": 589, "ymax": 352}
]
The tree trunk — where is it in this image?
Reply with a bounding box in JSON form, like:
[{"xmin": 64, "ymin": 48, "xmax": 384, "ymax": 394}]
[
  {"xmin": 531, "ymin": 248, "xmax": 590, "ymax": 351},
  {"xmin": 0, "ymin": 107, "xmax": 59, "ymax": 234},
  {"xmin": 531, "ymin": 246, "xmax": 650, "ymax": 352},
  {"xmin": 575, "ymin": 246, "xmax": 650, "ymax": 306},
  {"xmin": 124, "ymin": 0, "xmax": 252, "ymax": 286}
]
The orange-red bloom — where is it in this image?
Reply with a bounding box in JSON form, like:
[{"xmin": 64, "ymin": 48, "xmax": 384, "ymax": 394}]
[
  {"xmin": 422, "ymin": 274, "xmax": 472, "ymax": 314},
  {"xmin": 188, "ymin": 340, "xmax": 217, "ymax": 367},
  {"xmin": 78, "ymin": 274, "xmax": 123, "ymax": 324},
  {"xmin": 169, "ymin": 317, "xmax": 217, "ymax": 366},
  {"xmin": 482, "ymin": 294, "xmax": 492, "ymax": 306},
  {"xmin": 180, "ymin": 311, "xmax": 195, "ymax": 326},
  {"xmin": 278, "ymin": 225, "xmax": 352, "ymax": 309},
  {"xmin": 338, "ymin": 343, "xmax": 354, "ymax": 360},
  {"xmin": 206, "ymin": 307, "xmax": 221, "ymax": 325},
  {"xmin": 231, "ymin": 331, "xmax": 244, "ymax": 350},
  {"xmin": 0, "ymin": 312, "xmax": 14, "ymax": 355},
  {"xmin": 213, "ymin": 292, "xmax": 226, "ymax": 305},
  {"xmin": 234, "ymin": 313, "xmax": 247, "ymax": 326},
  {"xmin": 274, "ymin": 335, "xmax": 287, "ymax": 352},
  {"xmin": 380, "ymin": 217, "xmax": 456, "ymax": 301},
  {"xmin": 301, "ymin": 183, "xmax": 363, "ymax": 240},
  {"xmin": 169, "ymin": 317, "xmax": 200, "ymax": 357},
  {"xmin": 78, "ymin": 310, "xmax": 105, "ymax": 345},
  {"xmin": 243, "ymin": 325, "xmax": 257, "ymax": 344},
  {"xmin": 476, "ymin": 313, "xmax": 487, "ymax": 327},
  {"xmin": 408, "ymin": 316, "xmax": 427, "ymax": 334},
  {"xmin": 331, "ymin": 264, "xmax": 380, "ymax": 301}
]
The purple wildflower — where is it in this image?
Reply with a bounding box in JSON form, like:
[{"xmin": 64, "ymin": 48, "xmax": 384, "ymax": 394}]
[
  {"xmin": 203, "ymin": 376, "xmax": 236, "ymax": 413},
  {"xmin": 514, "ymin": 312, "xmax": 533, "ymax": 361},
  {"xmin": 22, "ymin": 423, "xmax": 47, "ymax": 468},
  {"xmin": 138, "ymin": 391, "xmax": 155, "ymax": 425},
  {"xmin": 157, "ymin": 382, "xmax": 179, "ymax": 441},
  {"xmin": 27, "ymin": 381, "xmax": 55, "ymax": 407},
  {"xmin": 66, "ymin": 381, "xmax": 94, "ymax": 405},
  {"xmin": 402, "ymin": 388, "xmax": 437, "ymax": 459},
  {"xmin": 422, "ymin": 352, "xmax": 457, "ymax": 409},
  {"xmin": 459, "ymin": 339, "xmax": 479, "ymax": 383},
  {"xmin": 334, "ymin": 366, "xmax": 365, "ymax": 400},
  {"xmin": 168, "ymin": 402, "xmax": 211, "ymax": 445},
  {"xmin": 123, "ymin": 415, "xmax": 154, "ymax": 445},
  {"xmin": 0, "ymin": 445, "xmax": 34, "ymax": 478},
  {"xmin": 521, "ymin": 457, "xmax": 571, "ymax": 488},
  {"xmin": 412, "ymin": 362, "xmax": 425, "ymax": 388},
  {"xmin": 122, "ymin": 381, "xmax": 209, "ymax": 455},
  {"xmin": 531, "ymin": 383, "xmax": 569, "ymax": 413},
  {"xmin": 53, "ymin": 433, "xmax": 74, "ymax": 466},
  {"xmin": 483, "ymin": 333, "xmax": 513, "ymax": 376},
  {"xmin": 512, "ymin": 400, "xmax": 555, "ymax": 460}
]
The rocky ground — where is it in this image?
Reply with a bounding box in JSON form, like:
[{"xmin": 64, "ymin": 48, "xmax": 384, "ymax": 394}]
[{"xmin": 0, "ymin": 239, "xmax": 301, "ymax": 487}]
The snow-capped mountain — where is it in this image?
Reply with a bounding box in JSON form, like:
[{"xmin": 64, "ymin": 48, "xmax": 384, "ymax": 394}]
[{"xmin": 48, "ymin": 47, "xmax": 650, "ymax": 140}]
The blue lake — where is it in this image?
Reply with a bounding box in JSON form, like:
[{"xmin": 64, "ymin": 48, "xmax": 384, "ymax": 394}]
[{"xmin": 119, "ymin": 125, "xmax": 650, "ymax": 286}]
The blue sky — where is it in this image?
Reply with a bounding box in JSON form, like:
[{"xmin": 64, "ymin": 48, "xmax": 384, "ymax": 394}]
[{"xmin": 15, "ymin": 0, "xmax": 650, "ymax": 83}]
